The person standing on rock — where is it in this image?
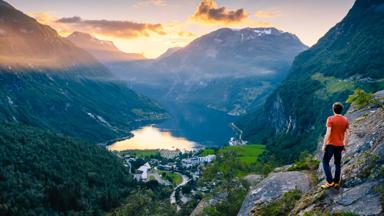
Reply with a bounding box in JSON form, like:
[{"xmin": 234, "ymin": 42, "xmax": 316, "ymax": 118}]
[{"xmin": 321, "ymin": 102, "xmax": 349, "ymax": 189}]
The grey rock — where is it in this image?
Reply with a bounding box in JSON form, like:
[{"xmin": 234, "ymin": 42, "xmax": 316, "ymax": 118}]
[
  {"xmin": 237, "ymin": 171, "xmax": 312, "ymax": 216},
  {"xmin": 300, "ymin": 93, "xmax": 384, "ymax": 215},
  {"xmin": 332, "ymin": 181, "xmax": 382, "ymax": 215},
  {"xmin": 243, "ymin": 174, "xmax": 264, "ymax": 187}
]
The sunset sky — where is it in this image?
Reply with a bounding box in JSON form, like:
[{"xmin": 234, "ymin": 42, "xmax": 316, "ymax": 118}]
[{"xmin": 8, "ymin": 0, "xmax": 355, "ymax": 58}]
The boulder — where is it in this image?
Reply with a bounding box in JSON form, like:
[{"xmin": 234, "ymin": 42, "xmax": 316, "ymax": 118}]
[{"xmin": 237, "ymin": 171, "xmax": 312, "ymax": 216}]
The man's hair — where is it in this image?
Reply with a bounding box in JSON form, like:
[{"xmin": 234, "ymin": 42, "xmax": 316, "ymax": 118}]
[{"xmin": 333, "ymin": 102, "xmax": 343, "ymax": 114}]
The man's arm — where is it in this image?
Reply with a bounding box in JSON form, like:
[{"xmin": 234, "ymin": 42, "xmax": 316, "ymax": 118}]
[{"xmin": 322, "ymin": 127, "xmax": 331, "ymax": 152}]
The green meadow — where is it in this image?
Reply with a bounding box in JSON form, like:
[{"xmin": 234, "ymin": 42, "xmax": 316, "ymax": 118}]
[{"xmin": 201, "ymin": 144, "xmax": 265, "ymax": 165}]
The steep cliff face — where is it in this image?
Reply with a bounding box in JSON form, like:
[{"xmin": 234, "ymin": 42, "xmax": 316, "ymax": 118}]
[
  {"xmin": 238, "ymin": 91, "xmax": 384, "ymax": 215},
  {"xmin": 293, "ymin": 91, "xmax": 384, "ymax": 215}
]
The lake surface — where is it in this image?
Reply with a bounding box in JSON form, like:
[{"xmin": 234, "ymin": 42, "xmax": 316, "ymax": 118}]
[
  {"xmin": 107, "ymin": 102, "xmax": 237, "ymax": 151},
  {"xmin": 107, "ymin": 126, "xmax": 197, "ymax": 151}
]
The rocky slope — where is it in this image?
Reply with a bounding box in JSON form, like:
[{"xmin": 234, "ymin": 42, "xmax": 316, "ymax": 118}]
[
  {"xmin": 238, "ymin": 0, "xmax": 384, "ymax": 161},
  {"xmin": 238, "ymin": 91, "xmax": 384, "ymax": 215},
  {"xmin": 238, "ymin": 171, "xmax": 313, "ymax": 216}
]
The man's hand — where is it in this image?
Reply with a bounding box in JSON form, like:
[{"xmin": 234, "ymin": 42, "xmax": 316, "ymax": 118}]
[{"xmin": 322, "ymin": 144, "xmax": 326, "ymax": 152}]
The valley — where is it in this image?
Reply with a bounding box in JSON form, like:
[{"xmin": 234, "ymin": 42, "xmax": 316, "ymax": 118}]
[{"xmin": 1, "ymin": 0, "xmax": 383, "ymax": 215}]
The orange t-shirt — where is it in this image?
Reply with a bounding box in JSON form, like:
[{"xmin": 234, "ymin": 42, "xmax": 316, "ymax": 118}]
[{"xmin": 326, "ymin": 115, "xmax": 349, "ymax": 146}]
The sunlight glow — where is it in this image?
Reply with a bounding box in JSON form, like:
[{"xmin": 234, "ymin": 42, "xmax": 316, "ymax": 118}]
[{"xmin": 107, "ymin": 126, "xmax": 197, "ymax": 151}]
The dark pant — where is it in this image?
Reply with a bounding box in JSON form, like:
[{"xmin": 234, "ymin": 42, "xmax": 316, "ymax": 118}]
[{"xmin": 322, "ymin": 145, "xmax": 344, "ymax": 183}]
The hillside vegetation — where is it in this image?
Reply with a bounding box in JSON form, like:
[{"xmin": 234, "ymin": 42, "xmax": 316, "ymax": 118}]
[
  {"xmin": 0, "ymin": 1, "xmax": 167, "ymax": 143},
  {"xmin": 0, "ymin": 123, "xmax": 133, "ymax": 215}
]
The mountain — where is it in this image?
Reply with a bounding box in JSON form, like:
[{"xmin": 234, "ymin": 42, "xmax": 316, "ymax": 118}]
[
  {"xmin": 0, "ymin": 2, "xmax": 105, "ymax": 72},
  {"xmin": 111, "ymin": 27, "xmax": 308, "ymax": 115},
  {"xmin": 0, "ymin": 123, "xmax": 133, "ymax": 215},
  {"xmin": 67, "ymin": 31, "xmax": 145, "ymax": 63},
  {"xmin": 0, "ymin": 0, "xmax": 167, "ymax": 143},
  {"xmin": 157, "ymin": 47, "xmax": 182, "ymax": 60},
  {"xmin": 238, "ymin": 0, "xmax": 384, "ymax": 162}
]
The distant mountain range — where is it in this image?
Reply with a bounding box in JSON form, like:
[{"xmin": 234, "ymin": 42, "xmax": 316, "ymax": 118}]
[
  {"xmin": 0, "ymin": 0, "xmax": 167, "ymax": 143},
  {"xmin": 237, "ymin": 0, "xmax": 384, "ymax": 162},
  {"xmin": 67, "ymin": 31, "xmax": 145, "ymax": 63},
  {"xmin": 109, "ymin": 27, "xmax": 308, "ymax": 115}
]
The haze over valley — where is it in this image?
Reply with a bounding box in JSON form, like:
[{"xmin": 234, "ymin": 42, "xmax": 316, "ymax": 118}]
[{"xmin": 1, "ymin": 0, "xmax": 383, "ymax": 215}]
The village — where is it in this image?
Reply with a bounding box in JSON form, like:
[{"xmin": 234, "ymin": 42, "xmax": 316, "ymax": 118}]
[{"xmin": 116, "ymin": 149, "xmax": 217, "ymax": 208}]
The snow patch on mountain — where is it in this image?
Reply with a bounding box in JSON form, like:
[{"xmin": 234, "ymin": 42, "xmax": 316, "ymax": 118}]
[{"xmin": 253, "ymin": 29, "xmax": 272, "ymax": 35}]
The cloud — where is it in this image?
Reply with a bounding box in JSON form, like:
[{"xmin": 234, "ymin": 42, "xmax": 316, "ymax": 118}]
[
  {"xmin": 56, "ymin": 16, "xmax": 82, "ymax": 23},
  {"xmin": 31, "ymin": 12, "xmax": 74, "ymax": 36},
  {"xmin": 191, "ymin": 0, "xmax": 248, "ymax": 25},
  {"xmin": 152, "ymin": 0, "xmax": 165, "ymax": 6},
  {"xmin": 56, "ymin": 16, "xmax": 166, "ymax": 38},
  {"xmin": 178, "ymin": 31, "xmax": 194, "ymax": 37},
  {"xmin": 132, "ymin": 0, "xmax": 166, "ymax": 8},
  {"xmin": 255, "ymin": 10, "xmax": 280, "ymax": 18}
]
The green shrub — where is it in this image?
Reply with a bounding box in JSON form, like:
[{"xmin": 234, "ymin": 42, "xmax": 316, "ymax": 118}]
[
  {"xmin": 288, "ymin": 152, "xmax": 320, "ymax": 171},
  {"xmin": 346, "ymin": 88, "xmax": 374, "ymax": 109},
  {"xmin": 374, "ymin": 184, "xmax": 384, "ymax": 208},
  {"xmin": 257, "ymin": 189, "xmax": 302, "ymax": 216}
]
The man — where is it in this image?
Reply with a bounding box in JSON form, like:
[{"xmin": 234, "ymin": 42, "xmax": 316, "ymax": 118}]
[{"xmin": 321, "ymin": 102, "xmax": 349, "ymax": 189}]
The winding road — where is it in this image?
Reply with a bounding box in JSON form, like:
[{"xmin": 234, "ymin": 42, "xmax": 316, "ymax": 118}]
[{"xmin": 170, "ymin": 172, "xmax": 190, "ymax": 209}]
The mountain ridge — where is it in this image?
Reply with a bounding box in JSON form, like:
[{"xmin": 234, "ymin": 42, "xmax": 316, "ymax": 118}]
[
  {"xmin": 110, "ymin": 26, "xmax": 308, "ymax": 115},
  {"xmin": 67, "ymin": 31, "xmax": 146, "ymax": 63},
  {"xmin": 0, "ymin": 1, "xmax": 168, "ymax": 143}
]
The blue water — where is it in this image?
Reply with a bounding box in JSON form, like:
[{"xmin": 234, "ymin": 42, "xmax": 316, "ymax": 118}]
[{"xmin": 156, "ymin": 102, "xmax": 237, "ymax": 147}]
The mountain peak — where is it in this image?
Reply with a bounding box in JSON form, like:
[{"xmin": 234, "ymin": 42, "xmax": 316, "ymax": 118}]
[
  {"xmin": 213, "ymin": 27, "xmax": 284, "ymax": 36},
  {"xmin": 67, "ymin": 31, "xmax": 115, "ymax": 47},
  {"xmin": 0, "ymin": 0, "xmax": 14, "ymax": 9},
  {"xmin": 67, "ymin": 31, "xmax": 146, "ymax": 63},
  {"xmin": 68, "ymin": 31, "xmax": 94, "ymax": 40},
  {"xmin": 157, "ymin": 47, "xmax": 182, "ymax": 60},
  {"xmin": 0, "ymin": 1, "xmax": 107, "ymax": 71},
  {"xmin": 240, "ymin": 27, "xmax": 282, "ymax": 35}
]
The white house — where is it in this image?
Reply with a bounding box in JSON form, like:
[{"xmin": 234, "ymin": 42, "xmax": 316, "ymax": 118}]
[
  {"xmin": 182, "ymin": 155, "xmax": 216, "ymax": 167},
  {"xmin": 137, "ymin": 162, "xmax": 151, "ymax": 180}
]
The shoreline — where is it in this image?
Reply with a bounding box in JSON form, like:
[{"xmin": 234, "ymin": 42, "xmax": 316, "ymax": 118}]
[{"xmin": 99, "ymin": 116, "xmax": 169, "ymax": 148}]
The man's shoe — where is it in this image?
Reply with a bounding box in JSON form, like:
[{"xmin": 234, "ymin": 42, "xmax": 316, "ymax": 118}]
[
  {"xmin": 334, "ymin": 182, "xmax": 340, "ymax": 189},
  {"xmin": 320, "ymin": 181, "xmax": 334, "ymax": 189}
]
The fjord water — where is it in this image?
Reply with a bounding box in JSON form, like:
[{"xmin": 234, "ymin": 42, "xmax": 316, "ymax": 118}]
[{"xmin": 108, "ymin": 102, "xmax": 237, "ymax": 151}]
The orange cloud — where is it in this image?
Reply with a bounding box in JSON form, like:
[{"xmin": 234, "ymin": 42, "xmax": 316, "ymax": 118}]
[
  {"xmin": 255, "ymin": 10, "xmax": 280, "ymax": 18},
  {"xmin": 191, "ymin": 0, "xmax": 248, "ymax": 25},
  {"xmin": 178, "ymin": 31, "xmax": 194, "ymax": 37},
  {"xmin": 152, "ymin": 0, "xmax": 165, "ymax": 6},
  {"xmin": 56, "ymin": 16, "xmax": 166, "ymax": 38},
  {"xmin": 30, "ymin": 12, "xmax": 73, "ymax": 36}
]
